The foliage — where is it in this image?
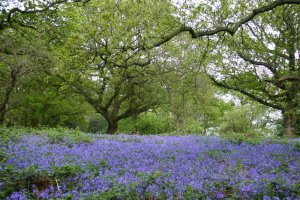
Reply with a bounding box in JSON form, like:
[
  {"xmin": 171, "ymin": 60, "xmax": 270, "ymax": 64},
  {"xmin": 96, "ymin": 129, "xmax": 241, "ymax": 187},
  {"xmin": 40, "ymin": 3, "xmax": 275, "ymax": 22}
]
[
  {"xmin": 0, "ymin": 126, "xmax": 94, "ymax": 147},
  {"xmin": 46, "ymin": 0, "xmax": 177, "ymax": 134},
  {"xmin": 155, "ymin": 35, "xmax": 226, "ymax": 135},
  {"xmin": 0, "ymin": 27, "xmax": 50, "ymax": 125},
  {"xmin": 221, "ymin": 132, "xmax": 265, "ymax": 145},
  {"xmin": 1, "ymin": 0, "xmax": 300, "ymax": 135},
  {"xmin": 0, "ymin": 6, "xmax": 91, "ymax": 130},
  {"xmin": 206, "ymin": 4, "xmax": 300, "ymax": 137},
  {"xmin": 0, "ymin": 126, "xmax": 30, "ymax": 145},
  {"xmin": 118, "ymin": 112, "xmax": 173, "ymax": 134},
  {"xmin": 219, "ymin": 102, "xmax": 275, "ymax": 136},
  {"xmin": 295, "ymin": 141, "xmax": 300, "ymax": 151},
  {"xmin": 86, "ymin": 114, "xmax": 108, "ymax": 133}
]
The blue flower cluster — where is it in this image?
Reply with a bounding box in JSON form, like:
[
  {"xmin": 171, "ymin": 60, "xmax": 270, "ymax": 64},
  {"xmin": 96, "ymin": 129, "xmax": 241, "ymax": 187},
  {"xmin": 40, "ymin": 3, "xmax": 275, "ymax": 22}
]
[{"xmin": 1, "ymin": 134, "xmax": 300, "ymax": 199}]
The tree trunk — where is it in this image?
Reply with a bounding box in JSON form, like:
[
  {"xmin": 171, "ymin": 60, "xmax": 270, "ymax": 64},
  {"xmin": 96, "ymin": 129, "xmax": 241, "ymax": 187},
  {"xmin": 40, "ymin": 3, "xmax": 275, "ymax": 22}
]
[
  {"xmin": 107, "ymin": 121, "xmax": 118, "ymax": 134},
  {"xmin": 0, "ymin": 103, "xmax": 8, "ymax": 126},
  {"xmin": 175, "ymin": 113, "xmax": 179, "ymax": 135},
  {"xmin": 0, "ymin": 112, "xmax": 5, "ymax": 126},
  {"xmin": 0, "ymin": 69, "xmax": 19, "ymax": 126},
  {"xmin": 181, "ymin": 93, "xmax": 186, "ymax": 135},
  {"xmin": 282, "ymin": 111, "xmax": 297, "ymax": 138}
]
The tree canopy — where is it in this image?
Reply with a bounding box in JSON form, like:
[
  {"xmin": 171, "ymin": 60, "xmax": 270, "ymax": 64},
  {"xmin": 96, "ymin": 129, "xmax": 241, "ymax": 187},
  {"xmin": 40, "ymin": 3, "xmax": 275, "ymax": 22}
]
[
  {"xmin": 0, "ymin": 0, "xmax": 300, "ymax": 136},
  {"xmin": 207, "ymin": 5, "xmax": 300, "ymax": 137}
]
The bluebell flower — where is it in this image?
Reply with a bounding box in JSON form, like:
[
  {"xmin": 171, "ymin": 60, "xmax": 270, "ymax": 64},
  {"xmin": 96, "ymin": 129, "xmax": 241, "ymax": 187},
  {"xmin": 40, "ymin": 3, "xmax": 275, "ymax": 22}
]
[{"xmin": 2, "ymin": 134, "xmax": 300, "ymax": 199}]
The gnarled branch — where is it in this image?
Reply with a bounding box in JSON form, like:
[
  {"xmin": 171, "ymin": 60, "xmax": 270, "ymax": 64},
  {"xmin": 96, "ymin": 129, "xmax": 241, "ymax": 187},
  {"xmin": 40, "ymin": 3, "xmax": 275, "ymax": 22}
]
[
  {"xmin": 207, "ymin": 74, "xmax": 283, "ymax": 110},
  {"xmin": 0, "ymin": 0, "xmax": 91, "ymax": 31},
  {"xmin": 148, "ymin": 0, "xmax": 300, "ymax": 48}
]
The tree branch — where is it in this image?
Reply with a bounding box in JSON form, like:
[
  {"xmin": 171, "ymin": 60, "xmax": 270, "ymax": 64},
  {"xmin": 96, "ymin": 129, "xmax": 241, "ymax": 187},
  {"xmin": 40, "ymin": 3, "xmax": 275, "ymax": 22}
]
[
  {"xmin": 113, "ymin": 59, "xmax": 151, "ymax": 68},
  {"xmin": 89, "ymin": 0, "xmax": 300, "ymax": 71},
  {"xmin": 207, "ymin": 75, "xmax": 283, "ymax": 110},
  {"xmin": 1, "ymin": 0, "xmax": 91, "ymax": 31},
  {"xmin": 237, "ymin": 52, "xmax": 277, "ymax": 74},
  {"xmin": 278, "ymin": 75, "xmax": 300, "ymax": 83},
  {"xmin": 117, "ymin": 104, "xmax": 153, "ymax": 121},
  {"xmin": 147, "ymin": 0, "xmax": 300, "ymax": 49}
]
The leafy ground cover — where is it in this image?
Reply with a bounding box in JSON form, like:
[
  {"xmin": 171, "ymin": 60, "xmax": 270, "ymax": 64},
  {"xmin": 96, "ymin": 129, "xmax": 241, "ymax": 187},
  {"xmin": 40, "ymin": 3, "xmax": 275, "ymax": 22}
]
[{"xmin": 1, "ymin": 128, "xmax": 300, "ymax": 199}]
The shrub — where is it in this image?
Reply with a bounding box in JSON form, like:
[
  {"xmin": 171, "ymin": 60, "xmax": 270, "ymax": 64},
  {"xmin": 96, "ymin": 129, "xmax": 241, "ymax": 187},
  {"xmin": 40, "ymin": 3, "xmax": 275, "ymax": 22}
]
[{"xmin": 221, "ymin": 132, "xmax": 265, "ymax": 145}]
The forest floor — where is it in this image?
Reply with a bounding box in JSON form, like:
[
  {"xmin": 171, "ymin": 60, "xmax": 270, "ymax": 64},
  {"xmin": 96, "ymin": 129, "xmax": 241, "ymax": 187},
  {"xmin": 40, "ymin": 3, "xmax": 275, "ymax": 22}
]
[{"xmin": 1, "ymin": 127, "xmax": 300, "ymax": 199}]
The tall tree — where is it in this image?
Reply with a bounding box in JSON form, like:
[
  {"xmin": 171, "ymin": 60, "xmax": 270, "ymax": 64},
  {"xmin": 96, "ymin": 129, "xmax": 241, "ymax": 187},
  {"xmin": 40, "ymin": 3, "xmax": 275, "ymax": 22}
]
[
  {"xmin": 0, "ymin": 28, "xmax": 51, "ymax": 125},
  {"xmin": 6, "ymin": 70, "xmax": 91, "ymax": 129},
  {"xmin": 52, "ymin": 0, "xmax": 171, "ymax": 133},
  {"xmin": 0, "ymin": 0, "xmax": 89, "ymax": 127},
  {"xmin": 207, "ymin": 5, "xmax": 300, "ymax": 137},
  {"xmin": 2, "ymin": 0, "xmax": 300, "ymax": 134},
  {"xmin": 56, "ymin": 0, "xmax": 300, "ymax": 134},
  {"xmin": 155, "ymin": 34, "xmax": 223, "ymax": 134}
]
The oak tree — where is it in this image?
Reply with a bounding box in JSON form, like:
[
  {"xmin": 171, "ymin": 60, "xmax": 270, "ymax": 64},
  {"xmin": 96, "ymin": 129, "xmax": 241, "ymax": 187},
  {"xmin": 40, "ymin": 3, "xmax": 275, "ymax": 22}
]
[{"xmin": 207, "ymin": 5, "xmax": 300, "ymax": 137}]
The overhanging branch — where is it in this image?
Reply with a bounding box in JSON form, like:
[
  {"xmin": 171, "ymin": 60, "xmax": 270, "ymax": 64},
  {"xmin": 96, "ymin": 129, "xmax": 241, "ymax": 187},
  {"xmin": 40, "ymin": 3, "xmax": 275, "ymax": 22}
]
[
  {"xmin": 1, "ymin": 0, "xmax": 91, "ymax": 31},
  {"xmin": 147, "ymin": 0, "xmax": 300, "ymax": 48},
  {"xmin": 238, "ymin": 52, "xmax": 277, "ymax": 74},
  {"xmin": 207, "ymin": 75, "xmax": 283, "ymax": 110}
]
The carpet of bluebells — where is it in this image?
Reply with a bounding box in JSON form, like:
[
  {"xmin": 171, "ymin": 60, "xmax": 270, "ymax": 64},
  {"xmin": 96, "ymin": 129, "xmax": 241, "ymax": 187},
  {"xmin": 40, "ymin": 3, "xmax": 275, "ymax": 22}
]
[{"xmin": 1, "ymin": 130, "xmax": 300, "ymax": 199}]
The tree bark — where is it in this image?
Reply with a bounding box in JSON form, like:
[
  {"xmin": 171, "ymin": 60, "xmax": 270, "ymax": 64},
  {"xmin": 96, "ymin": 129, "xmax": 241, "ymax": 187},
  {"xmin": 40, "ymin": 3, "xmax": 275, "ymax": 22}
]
[
  {"xmin": 282, "ymin": 110, "xmax": 297, "ymax": 138},
  {"xmin": 175, "ymin": 113, "xmax": 180, "ymax": 135},
  {"xmin": 181, "ymin": 93, "xmax": 186, "ymax": 135},
  {"xmin": 0, "ymin": 112, "xmax": 5, "ymax": 126},
  {"xmin": 0, "ymin": 69, "xmax": 18, "ymax": 125},
  {"xmin": 106, "ymin": 121, "xmax": 118, "ymax": 134}
]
